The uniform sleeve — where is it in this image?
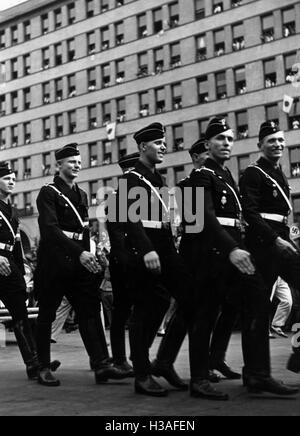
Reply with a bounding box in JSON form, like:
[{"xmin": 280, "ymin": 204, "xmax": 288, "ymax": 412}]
[
  {"xmin": 240, "ymin": 167, "xmax": 278, "ymax": 245},
  {"xmin": 37, "ymin": 186, "xmax": 85, "ymax": 258},
  {"xmin": 192, "ymin": 171, "xmax": 239, "ymax": 255},
  {"xmin": 117, "ymin": 174, "xmax": 154, "ymax": 257}
]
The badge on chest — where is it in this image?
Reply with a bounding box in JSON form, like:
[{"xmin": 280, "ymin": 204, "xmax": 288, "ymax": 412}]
[
  {"xmin": 272, "ymin": 184, "xmax": 278, "ymax": 199},
  {"xmin": 221, "ymin": 190, "xmax": 227, "ymax": 207}
]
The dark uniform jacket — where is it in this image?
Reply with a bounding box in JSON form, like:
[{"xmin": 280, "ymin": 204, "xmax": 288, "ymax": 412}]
[
  {"xmin": 240, "ymin": 157, "xmax": 291, "ymax": 246},
  {"xmin": 180, "ymin": 158, "xmax": 241, "ymax": 258},
  {"xmin": 36, "ymin": 176, "xmax": 90, "ymax": 279},
  {"xmin": 0, "ymin": 199, "xmax": 24, "ymax": 274}
]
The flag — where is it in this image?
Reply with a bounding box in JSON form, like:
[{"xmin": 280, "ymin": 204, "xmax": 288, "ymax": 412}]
[
  {"xmin": 283, "ymin": 95, "xmax": 294, "ymax": 113},
  {"xmin": 106, "ymin": 122, "xmax": 116, "ymax": 140}
]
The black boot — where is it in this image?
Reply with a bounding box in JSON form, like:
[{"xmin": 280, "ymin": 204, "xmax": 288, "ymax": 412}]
[
  {"xmin": 190, "ymin": 379, "xmax": 229, "ymax": 401},
  {"xmin": 38, "ymin": 368, "xmax": 61, "ymax": 387},
  {"xmin": 135, "ymin": 375, "xmax": 168, "ymax": 397},
  {"xmin": 151, "ymin": 359, "xmax": 188, "ymax": 390},
  {"xmin": 210, "ymin": 361, "xmax": 241, "ymax": 380},
  {"xmin": 13, "ymin": 319, "xmax": 39, "ymax": 380},
  {"xmin": 246, "ymin": 376, "xmax": 299, "ymax": 396}
]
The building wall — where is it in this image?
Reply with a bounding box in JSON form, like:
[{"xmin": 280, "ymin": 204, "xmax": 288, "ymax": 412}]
[{"xmin": 0, "ymin": 0, "xmax": 300, "ymax": 246}]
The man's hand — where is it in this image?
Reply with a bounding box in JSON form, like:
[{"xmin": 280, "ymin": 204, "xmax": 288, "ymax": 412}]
[
  {"xmin": 144, "ymin": 251, "xmax": 161, "ymax": 275},
  {"xmin": 229, "ymin": 248, "xmax": 256, "ymax": 275},
  {"xmin": 0, "ymin": 256, "xmax": 11, "ymax": 277},
  {"xmin": 275, "ymin": 237, "xmax": 298, "ymax": 258},
  {"xmin": 80, "ymin": 251, "xmax": 101, "ymax": 274}
]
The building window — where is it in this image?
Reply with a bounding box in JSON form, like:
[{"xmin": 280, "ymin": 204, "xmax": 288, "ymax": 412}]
[
  {"xmin": 11, "ymin": 58, "xmax": 18, "ymax": 80},
  {"xmin": 232, "ymin": 0, "xmax": 242, "ymax": 7},
  {"xmin": 100, "ymin": 0, "xmax": 109, "ymax": 13},
  {"xmin": 11, "ymin": 25, "xmax": 18, "ymax": 45},
  {"xmin": 154, "ymin": 47, "xmax": 164, "ymax": 74},
  {"xmin": 153, "ymin": 8, "xmax": 163, "ymax": 34},
  {"xmin": 118, "ymin": 136, "xmax": 127, "ymax": 160},
  {"xmin": 43, "ymin": 82, "xmax": 50, "ymax": 104},
  {"xmin": 195, "ymin": 0, "xmax": 205, "ymax": 20},
  {"xmin": 102, "ymin": 102, "xmax": 111, "ymax": 125},
  {"xmin": 67, "ymin": 39, "xmax": 75, "ymax": 62},
  {"xmin": 213, "ymin": 1, "xmax": 223, "ymax": 14},
  {"xmin": 68, "ymin": 74, "xmax": 76, "ymax": 98},
  {"xmin": 156, "ymin": 88, "xmax": 166, "ymax": 113},
  {"xmin": 265, "ymin": 104, "xmax": 279, "ymax": 126},
  {"xmin": 198, "ymin": 75, "xmax": 209, "ymax": 103},
  {"xmin": 12, "ymin": 91, "xmax": 18, "ymax": 114},
  {"xmin": 235, "ymin": 66, "xmax": 247, "ymax": 95},
  {"xmin": 87, "ymin": 31, "xmax": 96, "ymax": 55},
  {"xmin": 169, "ymin": 2, "xmax": 179, "ymax": 28},
  {"xmin": 199, "ymin": 118, "xmax": 210, "ymax": 135},
  {"xmin": 101, "ymin": 27, "xmax": 110, "ymax": 50},
  {"xmin": 288, "ymin": 98, "xmax": 300, "ymax": 131},
  {"xmin": 261, "ymin": 14, "xmax": 274, "ymax": 43},
  {"xmin": 283, "ymin": 7, "xmax": 296, "ymax": 38},
  {"xmin": 172, "ymin": 83, "xmax": 182, "ymax": 110},
  {"xmin": 12, "ymin": 125, "xmax": 18, "ymax": 147},
  {"xmin": 291, "ymin": 147, "xmax": 300, "ymax": 178},
  {"xmin": 170, "ymin": 42, "xmax": 181, "ymax": 68},
  {"xmin": 264, "ymin": 58, "xmax": 277, "ymax": 88},
  {"xmin": 285, "ymin": 52, "xmax": 297, "ymax": 83},
  {"xmin": 54, "ymin": 8, "xmax": 62, "ymax": 29},
  {"xmin": 89, "ymin": 105, "xmax": 98, "ymax": 128},
  {"xmin": 88, "ymin": 68, "xmax": 96, "ymax": 91},
  {"xmin": 139, "ymin": 92, "xmax": 149, "ymax": 117},
  {"xmin": 55, "ymin": 43, "xmax": 63, "ymax": 65},
  {"xmin": 41, "ymin": 14, "xmax": 49, "ymax": 34},
  {"xmin": 116, "ymin": 59, "xmax": 125, "ymax": 84},
  {"xmin": 103, "ymin": 141, "xmax": 112, "ymax": 165},
  {"xmin": 24, "ymin": 192, "xmax": 32, "ymax": 211},
  {"xmin": 216, "ymin": 71, "xmax": 227, "ymax": 99},
  {"xmin": 90, "ymin": 181, "xmax": 98, "ymax": 206},
  {"xmin": 0, "ymin": 62, "xmax": 6, "ymax": 83},
  {"xmin": 102, "ymin": 63, "xmax": 111, "ymax": 87},
  {"xmin": 117, "ymin": 98, "xmax": 126, "ymax": 122},
  {"xmin": 68, "ymin": 111, "xmax": 77, "ymax": 134},
  {"xmin": 23, "ymin": 54, "xmax": 31, "ymax": 76},
  {"xmin": 214, "ymin": 29, "xmax": 225, "ymax": 56},
  {"xmin": 24, "ymin": 21, "xmax": 31, "ymax": 41},
  {"xmin": 0, "ymin": 129, "xmax": 6, "ymax": 149},
  {"xmin": 24, "ymin": 87, "xmax": 31, "ymax": 109},
  {"xmin": 43, "ymin": 117, "xmax": 51, "ymax": 140},
  {"xmin": 24, "ymin": 122, "xmax": 31, "ymax": 144},
  {"xmin": 42, "ymin": 47, "xmax": 50, "ymax": 69},
  {"xmin": 137, "ymin": 52, "xmax": 148, "ymax": 77},
  {"xmin": 55, "ymin": 114, "xmax": 64, "ymax": 137},
  {"xmin": 89, "ymin": 143, "xmax": 98, "ymax": 167},
  {"xmin": 173, "ymin": 124, "xmax": 184, "ymax": 151},
  {"xmin": 138, "ymin": 13, "xmax": 148, "ymax": 38},
  {"xmin": 68, "ymin": 3, "xmax": 76, "ymax": 24},
  {"xmin": 10, "ymin": 160, "xmax": 18, "ymax": 178},
  {"xmin": 115, "ymin": 21, "xmax": 124, "ymax": 45},
  {"xmin": 232, "ymin": 22, "xmax": 245, "ymax": 51},
  {"xmin": 86, "ymin": 0, "xmax": 95, "ymax": 18},
  {"xmin": 238, "ymin": 154, "xmax": 250, "ymax": 177},
  {"xmin": 0, "ymin": 95, "xmax": 6, "ymax": 116},
  {"xmin": 174, "ymin": 166, "xmax": 186, "ymax": 184},
  {"xmin": 0, "ymin": 30, "xmax": 6, "ymax": 49},
  {"xmin": 23, "ymin": 158, "xmax": 31, "ymax": 179},
  {"xmin": 11, "ymin": 194, "xmax": 18, "ymax": 207},
  {"xmin": 55, "ymin": 78, "xmax": 63, "ymax": 101},
  {"xmin": 236, "ymin": 111, "xmax": 249, "ymax": 140},
  {"xmin": 43, "ymin": 153, "xmax": 51, "ymax": 176},
  {"xmin": 196, "ymin": 34, "xmax": 207, "ymax": 61}
]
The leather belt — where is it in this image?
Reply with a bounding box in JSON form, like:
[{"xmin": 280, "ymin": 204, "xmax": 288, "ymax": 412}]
[
  {"xmin": 217, "ymin": 217, "xmax": 241, "ymax": 228},
  {"xmin": 260, "ymin": 213, "xmax": 288, "ymax": 224},
  {"xmin": 62, "ymin": 231, "xmax": 83, "ymax": 241},
  {"xmin": 142, "ymin": 220, "xmax": 170, "ymax": 230},
  {"xmin": 0, "ymin": 243, "xmax": 14, "ymax": 252}
]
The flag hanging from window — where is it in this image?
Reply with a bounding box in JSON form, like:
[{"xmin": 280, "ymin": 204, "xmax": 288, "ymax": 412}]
[{"xmin": 106, "ymin": 122, "xmax": 116, "ymax": 140}]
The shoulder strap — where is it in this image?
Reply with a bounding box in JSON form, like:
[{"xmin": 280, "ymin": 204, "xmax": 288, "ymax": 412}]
[
  {"xmin": 129, "ymin": 171, "xmax": 169, "ymax": 214},
  {"xmin": 199, "ymin": 167, "xmax": 242, "ymax": 214},
  {"xmin": 0, "ymin": 210, "xmax": 17, "ymax": 240},
  {"xmin": 46, "ymin": 184, "xmax": 86, "ymax": 228},
  {"xmin": 251, "ymin": 165, "xmax": 292, "ymax": 212}
]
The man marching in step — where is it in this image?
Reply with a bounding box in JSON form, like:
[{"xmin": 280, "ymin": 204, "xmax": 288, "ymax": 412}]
[
  {"xmin": 0, "ymin": 162, "xmax": 40, "ymax": 380},
  {"xmin": 239, "ymin": 121, "xmax": 300, "ymax": 374},
  {"xmin": 35, "ymin": 143, "xmax": 131, "ymax": 386},
  {"xmin": 185, "ymin": 117, "xmax": 298, "ymax": 397}
]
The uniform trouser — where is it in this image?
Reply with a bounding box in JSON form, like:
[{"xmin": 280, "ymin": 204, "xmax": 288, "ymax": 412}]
[
  {"xmin": 271, "ymin": 278, "xmax": 293, "ymax": 328},
  {"xmin": 36, "ymin": 274, "xmax": 108, "ymax": 370},
  {"xmin": 51, "ymin": 296, "xmax": 72, "ymax": 342}
]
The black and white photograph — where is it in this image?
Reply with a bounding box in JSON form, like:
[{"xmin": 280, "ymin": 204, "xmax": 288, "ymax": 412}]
[{"xmin": 0, "ymin": 0, "xmax": 300, "ymax": 419}]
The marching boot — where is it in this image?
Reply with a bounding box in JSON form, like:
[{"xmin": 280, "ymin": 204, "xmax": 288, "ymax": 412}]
[
  {"xmin": 190, "ymin": 379, "xmax": 229, "ymax": 401},
  {"xmin": 36, "ymin": 321, "xmax": 61, "ymax": 387},
  {"xmin": 13, "ymin": 319, "xmax": 39, "ymax": 380},
  {"xmin": 151, "ymin": 310, "xmax": 188, "ymax": 390},
  {"xmin": 210, "ymin": 360, "xmax": 241, "ymax": 380},
  {"xmin": 246, "ymin": 376, "xmax": 299, "ymax": 396}
]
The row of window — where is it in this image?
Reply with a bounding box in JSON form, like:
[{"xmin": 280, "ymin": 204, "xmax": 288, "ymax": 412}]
[
  {"xmin": 1, "ymin": 3, "xmax": 297, "ymax": 82},
  {"xmin": 0, "ymin": 48, "xmax": 298, "ymax": 120}
]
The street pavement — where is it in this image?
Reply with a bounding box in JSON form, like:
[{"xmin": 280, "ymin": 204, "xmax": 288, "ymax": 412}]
[{"xmin": 0, "ymin": 330, "xmax": 300, "ymax": 416}]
